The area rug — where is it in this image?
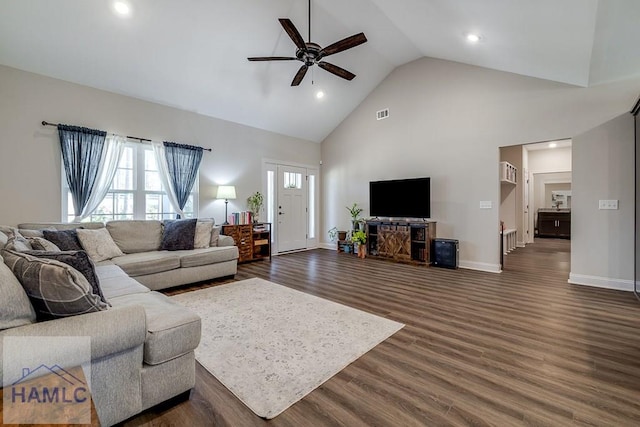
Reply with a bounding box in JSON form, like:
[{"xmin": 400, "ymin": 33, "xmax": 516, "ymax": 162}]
[{"xmin": 170, "ymin": 277, "xmax": 404, "ymax": 419}]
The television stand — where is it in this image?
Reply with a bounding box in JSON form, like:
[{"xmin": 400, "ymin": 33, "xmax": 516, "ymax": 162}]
[{"xmin": 365, "ymin": 220, "xmax": 436, "ymax": 265}]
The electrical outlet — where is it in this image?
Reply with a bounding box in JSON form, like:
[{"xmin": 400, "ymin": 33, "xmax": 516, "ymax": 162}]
[
  {"xmin": 598, "ymin": 200, "xmax": 619, "ymax": 210},
  {"xmin": 479, "ymin": 201, "xmax": 492, "ymax": 209}
]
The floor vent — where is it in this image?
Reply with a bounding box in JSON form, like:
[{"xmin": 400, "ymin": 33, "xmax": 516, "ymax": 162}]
[{"xmin": 376, "ymin": 108, "xmax": 389, "ymax": 120}]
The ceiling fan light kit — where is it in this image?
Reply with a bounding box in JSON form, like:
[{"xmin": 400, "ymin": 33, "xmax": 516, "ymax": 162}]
[{"xmin": 248, "ymin": 0, "xmax": 367, "ymax": 86}]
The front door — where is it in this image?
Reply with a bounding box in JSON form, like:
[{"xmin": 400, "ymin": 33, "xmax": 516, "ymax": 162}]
[{"xmin": 277, "ymin": 165, "xmax": 307, "ymax": 252}]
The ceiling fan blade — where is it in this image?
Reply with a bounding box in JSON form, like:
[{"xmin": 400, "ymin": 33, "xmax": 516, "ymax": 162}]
[
  {"xmin": 279, "ymin": 18, "xmax": 306, "ymax": 50},
  {"xmin": 247, "ymin": 56, "xmax": 298, "ymax": 61},
  {"xmin": 319, "ymin": 33, "xmax": 367, "ymax": 58},
  {"xmin": 291, "ymin": 65, "xmax": 308, "ymax": 86},
  {"xmin": 318, "ymin": 62, "xmax": 356, "ymax": 81}
]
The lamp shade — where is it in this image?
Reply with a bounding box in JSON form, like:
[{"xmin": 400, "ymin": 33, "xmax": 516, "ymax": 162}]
[{"xmin": 216, "ymin": 185, "xmax": 236, "ymax": 200}]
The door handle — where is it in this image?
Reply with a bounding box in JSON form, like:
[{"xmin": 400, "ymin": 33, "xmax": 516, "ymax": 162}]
[{"xmin": 279, "ymin": 212, "xmax": 284, "ymax": 215}]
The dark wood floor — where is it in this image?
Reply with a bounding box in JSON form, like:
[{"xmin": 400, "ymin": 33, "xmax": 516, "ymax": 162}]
[{"xmin": 122, "ymin": 239, "xmax": 640, "ymax": 426}]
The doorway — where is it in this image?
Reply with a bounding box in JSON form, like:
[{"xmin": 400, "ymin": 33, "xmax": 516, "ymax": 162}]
[
  {"xmin": 499, "ymin": 139, "xmax": 572, "ymax": 270},
  {"xmin": 264, "ymin": 161, "xmax": 319, "ymax": 254}
]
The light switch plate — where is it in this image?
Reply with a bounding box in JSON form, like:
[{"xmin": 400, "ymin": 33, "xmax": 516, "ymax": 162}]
[
  {"xmin": 598, "ymin": 200, "xmax": 619, "ymax": 210},
  {"xmin": 479, "ymin": 201, "xmax": 492, "ymax": 209}
]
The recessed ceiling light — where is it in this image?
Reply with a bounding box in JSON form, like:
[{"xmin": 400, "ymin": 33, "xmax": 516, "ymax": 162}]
[
  {"xmin": 316, "ymin": 90, "xmax": 325, "ymax": 99},
  {"xmin": 466, "ymin": 33, "xmax": 481, "ymax": 43},
  {"xmin": 114, "ymin": 1, "xmax": 130, "ymax": 16},
  {"xmin": 549, "ymin": 142, "xmax": 557, "ymax": 148}
]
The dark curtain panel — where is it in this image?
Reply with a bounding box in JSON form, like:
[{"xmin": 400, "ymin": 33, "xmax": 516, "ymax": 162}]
[
  {"xmin": 163, "ymin": 141, "xmax": 204, "ymax": 218},
  {"xmin": 58, "ymin": 125, "xmax": 107, "ymax": 219}
]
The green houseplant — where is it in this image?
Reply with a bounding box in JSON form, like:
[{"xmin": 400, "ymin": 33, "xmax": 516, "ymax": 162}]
[
  {"xmin": 351, "ymin": 229, "xmax": 367, "ymax": 258},
  {"xmin": 346, "ymin": 203, "xmax": 363, "ymax": 230},
  {"xmin": 247, "ymin": 191, "xmax": 264, "ymax": 223}
]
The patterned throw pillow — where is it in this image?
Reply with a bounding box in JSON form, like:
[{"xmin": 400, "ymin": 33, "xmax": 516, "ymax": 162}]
[
  {"xmin": 4, "ymin": 235, "xmax": 33, "ymax": 252},
  {"xmin": 161, "ymin": 219, "xmax": 197, "ymax": 251},
  {"xmin": 194, "ymin": 219, "xmax": 214, "ymax": 249},
  {"xmin": 28, "ymin": 237, "xmax": 61, "ymax": 252},
  {"xmin": 0, "ymin": 258, "xmax": 36, "ymax": 330},
  {"xmin": 1, "ymin": 249, "xmax": 108, "ymax": 320},
  {"xmin": 210, "ymin": 226, "xmax": 221, "ymax": 247},
  {"xmin": 23, "ymin": 250, "xmax": 109, "ymax": 305},
  {"xmin": 43, "ymin": 229, "xmax": 83, "ymax": 251},
  {"xmin": 76, "ymin": 228, "xmax": 124, "ymax": 262}
]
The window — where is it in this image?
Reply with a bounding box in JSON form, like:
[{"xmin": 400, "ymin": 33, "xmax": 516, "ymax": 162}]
[
  {"xmin": 283, "ymin": 172, "xmax": 302, "ymax": 189},
  {"xmin": 63, "ymin": 142, "xmax": 198, "ymax": 222}
]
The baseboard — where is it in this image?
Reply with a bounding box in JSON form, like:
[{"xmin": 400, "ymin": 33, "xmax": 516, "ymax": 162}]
[
  {"xmin": 318, "ymin": 242, "xmax": 336, "ymax": 250},
  {"xmin": 568, "ymin": 273, "xmax": 634, "ymax": 292},
  {"xmin": 459, "ymin": 260, "xmax": 502, "ymax": 273}
]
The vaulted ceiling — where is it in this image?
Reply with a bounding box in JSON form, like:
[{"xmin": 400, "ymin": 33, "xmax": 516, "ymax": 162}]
[{"xmin": 1, "ymin": 0, "xmax": 639, "ymax": 142}]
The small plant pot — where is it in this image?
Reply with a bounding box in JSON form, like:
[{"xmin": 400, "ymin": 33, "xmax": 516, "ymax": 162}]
[
  {"xmin": 338, "ymin": 231, "xmax": 347, "ymax": 240},
  {"xmin": 358, "ymin": 245, "xmax": 366, "ymax": 259}
]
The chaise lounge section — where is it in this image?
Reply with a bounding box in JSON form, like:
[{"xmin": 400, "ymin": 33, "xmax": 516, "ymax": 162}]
[{"xmin": 0, "ymin": 219, "xmax": 239, "ymax": 425}]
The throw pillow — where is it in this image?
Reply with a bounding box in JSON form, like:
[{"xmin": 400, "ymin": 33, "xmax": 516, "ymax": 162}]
[
  {"xmin": 4, "ymin": 235, "xmax": 34, "ymax": 252},
  {"xmin": 0, "ymin": 256, "xmax": 37, "ymax": 330},
  {"xmin": 76, "ymin": 228, "xmax": 124, "ymax": 262},
  {"xmin": 161, "ymin": 219, "xmax": 197, "ymax": 251},
  {"xmin": 194, "ymin": 219, "xmax": 214, "ymax": 249},
  {"xmin": 23, "ymin": 250, "xmax": 109, "ymax": 305},
  {"xmin": 210, "ymin": 226, "xmax": 221, "ymax": 247},
  {"xmin": 1, "ymin": 249, "xmax": 108, "ymax": 320},
  {"xmin": 43, "ymin": 229, "xmax": 83, "ymax": 251},
  {"xmin": 28, "ymin": 237, "xmax": 61, "ymax": 252}
]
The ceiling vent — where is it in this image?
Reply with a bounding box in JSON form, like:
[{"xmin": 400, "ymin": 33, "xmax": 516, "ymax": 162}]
[{"xmin": 376, "ymin": 108, "xmax": 389, "ymax": 120}]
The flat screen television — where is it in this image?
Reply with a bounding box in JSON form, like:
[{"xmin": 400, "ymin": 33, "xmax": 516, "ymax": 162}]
[{"xmin": 369, "ymin": 177, "xmax": 431, "ymax": 219}]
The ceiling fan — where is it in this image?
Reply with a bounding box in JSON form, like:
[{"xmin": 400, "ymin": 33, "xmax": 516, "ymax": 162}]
[{"xmin": 247, "ymin": 0, "xmax": 367, "ymax": 86}]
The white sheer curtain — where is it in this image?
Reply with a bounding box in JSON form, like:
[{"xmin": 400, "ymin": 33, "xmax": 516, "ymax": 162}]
[
  {"xmin": 151, "ymin": 140, "xmax": 184, "ymax": 217},
  {"xmin": 76, "ymin": 134, "xmax": 125, "ymax": 222}
]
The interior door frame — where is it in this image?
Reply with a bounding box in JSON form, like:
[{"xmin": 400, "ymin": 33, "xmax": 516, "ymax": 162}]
[{"xmin": 262, "ymin": 159, "xmax": 320, "ymax": 254}]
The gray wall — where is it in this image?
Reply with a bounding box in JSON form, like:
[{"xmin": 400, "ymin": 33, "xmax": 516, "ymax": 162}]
[
  {"xmin": 571, "ymin": 113, "xmax": 635, "ymax": 290},
  {"xmin": 321, "ymin": 56, "xmax": 640, "ymax": 273},
  {"xmin": 0, "ymin": 65, "xmax": 320, "ymax": 227}
]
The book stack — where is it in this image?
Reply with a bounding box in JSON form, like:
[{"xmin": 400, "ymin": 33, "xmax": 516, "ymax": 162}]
[{"xmin": 227, "ymin": 211, "xmax": 253, "ymax": 225}]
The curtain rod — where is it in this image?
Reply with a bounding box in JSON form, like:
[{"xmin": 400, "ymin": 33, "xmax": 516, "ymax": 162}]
[{"xmin": 41, "ymin": 121, "xmax": 212, "ymax": 152}]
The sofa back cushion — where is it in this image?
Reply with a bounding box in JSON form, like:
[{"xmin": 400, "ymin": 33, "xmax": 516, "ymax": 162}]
[
  {"xmin": 107, "ymin": 220, "xmax": 163, "ymax": 254},
  {"xmin": 0, "ymin": 255, "xmax": 37, "ymax": 329}
]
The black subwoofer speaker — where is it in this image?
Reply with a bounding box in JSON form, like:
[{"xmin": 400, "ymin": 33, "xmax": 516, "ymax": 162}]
[{"xmin": 432, "ymin": 238, "xmax": 459, "ymax": 269}]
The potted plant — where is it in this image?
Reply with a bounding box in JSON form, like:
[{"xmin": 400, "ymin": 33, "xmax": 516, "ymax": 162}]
[
  {"xmin": 328, "ymin": 227, "xmax": 338, "ymax": 242},
  {"xmin": 351, "ymin": 229, "xmax": 367, "ymax": 258},
  {"xmin": 346, "ymin": 203, "xmax": 363, "ymax": 231},
  {"xmin": 247, "ymin": 191, "xmax": 264, "ymax": 223}
]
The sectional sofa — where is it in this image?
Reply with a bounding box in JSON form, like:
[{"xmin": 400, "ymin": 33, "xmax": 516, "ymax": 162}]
[{"xmin": 0, "ymin": 220, "xmax": 239, "ymax": 425}]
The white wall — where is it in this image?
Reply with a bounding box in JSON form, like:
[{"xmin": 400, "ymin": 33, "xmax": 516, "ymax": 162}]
[
  {"xmin": 0, "ymin": 65, "xmax": 321, "ymax": 227},
  {"xmin": 321, "ymin": 57, "xmax": 640, "ymax": 272},
  {"xmin": 571, "ymin": 113, "xmax": 635, "ymax": 290},
  {"xmin": 528, "ymin": 147, "xmax": 572, "ymax": 173}
]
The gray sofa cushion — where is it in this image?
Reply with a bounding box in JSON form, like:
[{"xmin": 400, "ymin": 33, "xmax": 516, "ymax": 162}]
[
  {"xmin": 109, "ymin": 291, "xmax": 201, "ymax": 365},
  {"xmin": 112, "ymin": 252, "xmax": 181, "ymax": 277},
  {"xmin": 95, "ymin": 265, "xmax": 150, "ymax": 299},
  {"xmin": 176, "ymin": 246, "xmax": 239, "ymax": 268},
  {"xmin": 107, "ymin": 220, "xmax": 162, "ymax": 254},
  {"xmin": 0, "ymin": 256, "xmax": 36, "ymax": 330},
  {"xmin": 19, "ymin": 222, "xmax": 104, "ymax": 231},
  {"xmin": 2, "ymin": 249, "xmax": 108, "ymax": 320}
]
